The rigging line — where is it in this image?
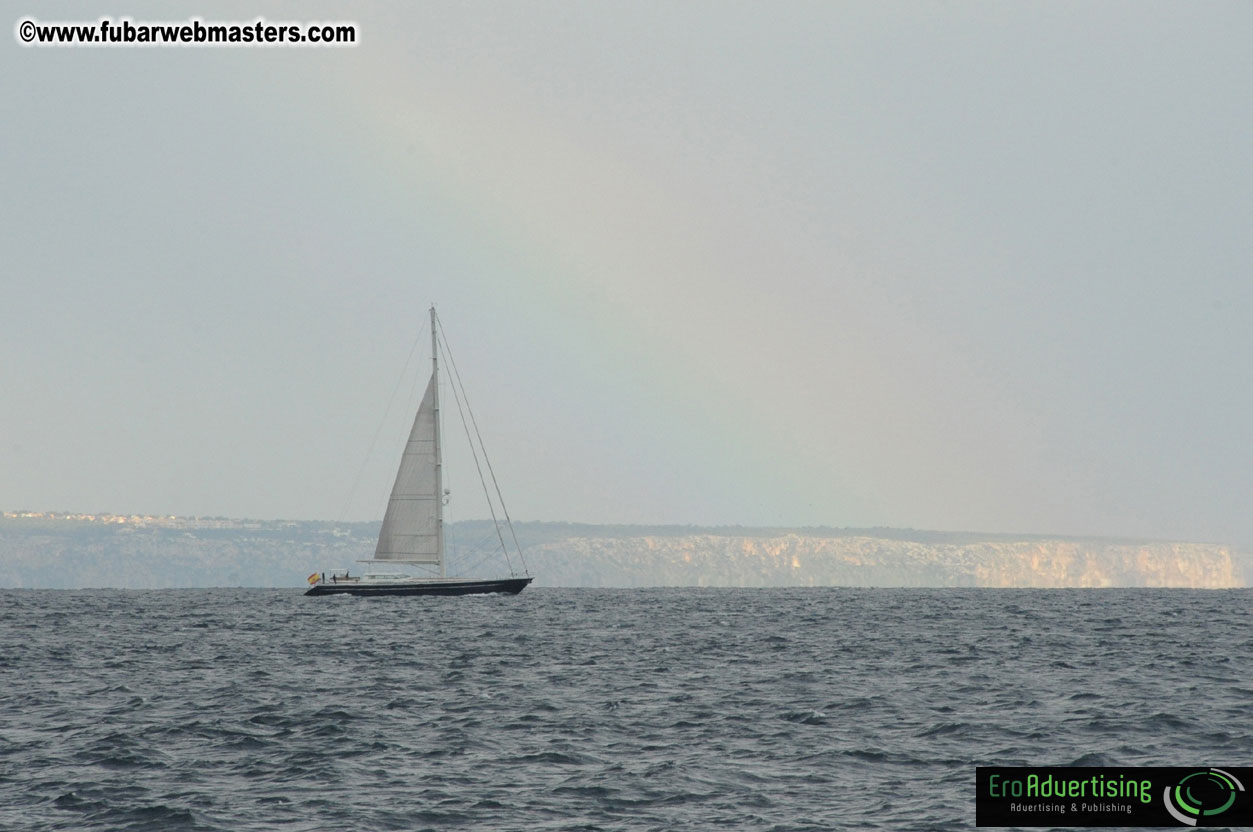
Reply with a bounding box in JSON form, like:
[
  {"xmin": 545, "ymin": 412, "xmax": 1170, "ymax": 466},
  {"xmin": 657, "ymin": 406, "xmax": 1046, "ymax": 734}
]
[
  {"xmin": 445, "ymin": 527, "xmax": 506, "ymax": 573},
  {"xmin": 436, "ymin": 320, "xmax": 519, "ymax": 576},
  {"xmin": 336, "ymin": 320, "xmax": 429, "ymax": 524},
  {"xmin": 453, "ymin": 528, "xmax": 502, "ymax": 556},
  {"xmin": 453, "ymin": 534, "xmax": 508, "ymax": 574},
  {"xmin": 458, "ymin": 547, "xmax": 510, "ymax": 577},
  {"xmin": 434, "ymin": 310, "xmax": 530, "ymax": 576},
  {"xmin": 394, "ymin": 563, "xmax": 439, "ymax": 578},
  {"xmin": 435, "ymin": 316, "xmax": 516, "ymax": 577}
]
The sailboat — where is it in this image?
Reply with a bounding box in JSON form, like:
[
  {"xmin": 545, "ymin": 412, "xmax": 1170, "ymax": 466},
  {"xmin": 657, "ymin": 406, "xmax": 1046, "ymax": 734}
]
[{"xmin": 305, "ymin": 307, "xmax": 533, "ymax": 597}]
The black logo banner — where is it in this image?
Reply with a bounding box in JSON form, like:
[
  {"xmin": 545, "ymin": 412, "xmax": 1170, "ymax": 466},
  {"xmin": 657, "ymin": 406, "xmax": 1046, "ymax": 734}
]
[{"xmin": 976, "ymin": 767, "xmax": 1253, "ymax": 827}]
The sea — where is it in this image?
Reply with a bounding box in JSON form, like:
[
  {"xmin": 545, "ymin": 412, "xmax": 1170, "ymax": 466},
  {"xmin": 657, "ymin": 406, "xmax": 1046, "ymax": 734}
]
[{"xmin": 0, "ymin": 588, "xmax": 1249, "ymax": 831}]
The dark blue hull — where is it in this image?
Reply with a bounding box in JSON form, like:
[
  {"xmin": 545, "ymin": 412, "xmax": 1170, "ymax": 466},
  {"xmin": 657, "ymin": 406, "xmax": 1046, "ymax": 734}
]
[{"xmin": 305, "ymin": 577, "xmax": 532, "ymax": 597}]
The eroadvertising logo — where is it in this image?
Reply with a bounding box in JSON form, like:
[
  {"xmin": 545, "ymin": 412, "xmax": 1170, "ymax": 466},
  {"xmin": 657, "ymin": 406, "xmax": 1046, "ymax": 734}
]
[
  {"xmin": 1163, "ymin": 769, "xmax": 1246, "ymax": 826},
  {"xmin": 975, "ymin": 767, "xmax": 1252, "ymax": 827}
]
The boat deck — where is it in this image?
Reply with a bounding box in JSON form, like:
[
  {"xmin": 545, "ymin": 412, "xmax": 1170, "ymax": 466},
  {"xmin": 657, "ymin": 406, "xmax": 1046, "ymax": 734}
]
[{"xmin": 305, "ymin": 576, "xmax": 532, "ymax": 597}]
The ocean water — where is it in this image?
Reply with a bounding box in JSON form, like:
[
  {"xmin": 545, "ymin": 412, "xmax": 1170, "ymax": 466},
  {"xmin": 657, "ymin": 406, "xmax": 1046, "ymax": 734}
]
[{"xmin": 0, "ymin": 588, "xmax": 1249, "ymax": 831}]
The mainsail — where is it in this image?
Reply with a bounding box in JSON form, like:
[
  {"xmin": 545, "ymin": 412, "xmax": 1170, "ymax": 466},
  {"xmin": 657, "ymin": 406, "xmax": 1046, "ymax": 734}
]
[{"xmin": 373, "ymin": 363, "xmax": 443, "ymax": 568}]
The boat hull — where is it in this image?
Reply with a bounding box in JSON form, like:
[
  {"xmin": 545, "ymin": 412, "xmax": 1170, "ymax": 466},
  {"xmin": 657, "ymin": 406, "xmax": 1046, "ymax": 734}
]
[{"xmin": 305, "ymin": 577, "xmax": 533, "ymax": 597}]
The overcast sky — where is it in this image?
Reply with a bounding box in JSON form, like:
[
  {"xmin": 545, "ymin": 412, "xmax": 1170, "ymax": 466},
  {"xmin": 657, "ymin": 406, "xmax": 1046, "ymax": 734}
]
[{"xmin": 3, "ymin": 2, "xmax": 1250, "ymax": 542}]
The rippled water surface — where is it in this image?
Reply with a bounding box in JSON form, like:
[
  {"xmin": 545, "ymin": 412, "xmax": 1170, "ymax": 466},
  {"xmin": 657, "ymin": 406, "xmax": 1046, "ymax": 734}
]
[{"xmin": 1, "ymin": 588, "xmax": 1249, "ymax": 830}]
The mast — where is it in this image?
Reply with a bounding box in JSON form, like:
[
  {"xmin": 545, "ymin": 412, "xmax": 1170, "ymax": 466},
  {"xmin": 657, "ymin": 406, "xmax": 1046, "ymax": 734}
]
[{"xmin": 431, "ymin": 305, "xmax": 445, "ymax": 578}]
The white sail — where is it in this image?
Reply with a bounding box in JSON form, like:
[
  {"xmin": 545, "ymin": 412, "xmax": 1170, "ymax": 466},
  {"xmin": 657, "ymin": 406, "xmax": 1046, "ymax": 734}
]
[{"xmin": 373, "ymin": 373, "xmax": 442, "ymax": 565}]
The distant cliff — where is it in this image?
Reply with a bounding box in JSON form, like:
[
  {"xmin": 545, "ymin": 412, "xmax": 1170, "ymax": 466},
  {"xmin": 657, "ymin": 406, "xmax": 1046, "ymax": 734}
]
[
  {"xmin": 0, "ymin": 514, "xmax": 1245, "ymax": 589},
  {"xmin": 523, "ymin": 534, "xmax": 1244, "ymax": 588}
]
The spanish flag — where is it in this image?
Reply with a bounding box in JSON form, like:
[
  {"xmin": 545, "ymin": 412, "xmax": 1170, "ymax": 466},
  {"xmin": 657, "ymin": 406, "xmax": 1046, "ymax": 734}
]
[{"xmin": 307, "ymin": 572, "xmax": 320, "ymax": 585}]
